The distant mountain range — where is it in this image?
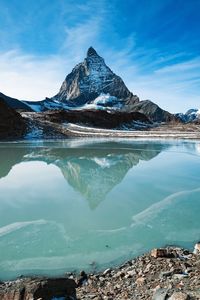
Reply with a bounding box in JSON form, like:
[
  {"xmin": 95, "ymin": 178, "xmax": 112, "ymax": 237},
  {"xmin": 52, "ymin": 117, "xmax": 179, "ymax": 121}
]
[
  {"xmin": 1, "ymin": 47, "xmax": 176, "ymax": 123},
  {"xmin": 175, "ymin": 109, "xmax": 200, "ymax": 123}
]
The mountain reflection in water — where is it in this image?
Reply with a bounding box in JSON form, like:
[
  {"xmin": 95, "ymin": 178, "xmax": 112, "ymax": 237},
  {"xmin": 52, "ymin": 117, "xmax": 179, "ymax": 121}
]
[
  {"xmin": 0, "ymin": 140, "xmax": 200, "ymax": 280},
  {"xmin": 0, "ymin": 141, "xmax": 166, "ymax": 208}
]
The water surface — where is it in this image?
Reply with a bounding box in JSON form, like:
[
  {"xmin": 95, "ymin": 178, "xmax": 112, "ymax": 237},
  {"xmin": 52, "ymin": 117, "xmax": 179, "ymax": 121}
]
[{"xmin": 0, "ymin": 139, "xmax": 200, "ymax": 280}]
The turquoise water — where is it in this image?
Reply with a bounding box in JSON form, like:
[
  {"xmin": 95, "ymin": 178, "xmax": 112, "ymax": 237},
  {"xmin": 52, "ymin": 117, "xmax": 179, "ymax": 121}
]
[{"xmin": 0, "ymin": 139, "xmax": 200, "ymax": 280}]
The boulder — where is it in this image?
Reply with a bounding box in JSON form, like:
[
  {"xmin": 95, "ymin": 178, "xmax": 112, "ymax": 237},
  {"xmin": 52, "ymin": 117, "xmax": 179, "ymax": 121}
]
[
  {"xmin": 193, "ymin": 243, "xmax": 200, "ymax": 254},
  {"xmin": 151, "ymin": 248, "xmax": 168, "ymax": 258},
  {"xmin": 0, "ymin": 277, "xmax": 77, "ymax": 300}
]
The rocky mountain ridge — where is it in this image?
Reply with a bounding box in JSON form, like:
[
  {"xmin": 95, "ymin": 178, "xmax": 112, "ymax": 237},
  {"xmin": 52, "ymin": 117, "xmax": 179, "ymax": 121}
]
[
  {"xmin": 24, "ymin": 47, "xmax": 175, "ymax": 123},
  {"xmin": 52, "ymin": 47, "xmax": 139, "ymax": 107},
  {"xmin": 0, "ymin": 47, "xmax": 184, "ymax": 125}
]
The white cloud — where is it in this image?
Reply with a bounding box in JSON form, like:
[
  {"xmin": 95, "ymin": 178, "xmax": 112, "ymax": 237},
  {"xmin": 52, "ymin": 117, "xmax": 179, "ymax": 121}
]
[
  {"xmin": 106, "ymin": 47, "xmax": 200, "ymax": 113},
  {"xmin": 0, "ymin": 15, "xmax": 104, "ymax": 101},
  {"xmin": 0, "ymin": 50, "xmax": 67, "ymax": 100},
  {"xmin": 62, "ymin": 17, "xmax": 102, "ymax": 61}
]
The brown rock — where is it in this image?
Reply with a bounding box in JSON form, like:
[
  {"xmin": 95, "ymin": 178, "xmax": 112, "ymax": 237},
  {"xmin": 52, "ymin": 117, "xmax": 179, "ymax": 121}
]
[
  {"xmin": 151, "ymin": 248, "xmax": 168, "ymax": 258},
  {"xmin": 0, "ymin": 277, "xmax": 77, "ymax": 300},
  {"xmin": 169, "ymin": 291, "xmax": 190, "ymax": 300},
  {"xmin": 135, "ymin": 277, "xmax": 145, "ymax": 286}
]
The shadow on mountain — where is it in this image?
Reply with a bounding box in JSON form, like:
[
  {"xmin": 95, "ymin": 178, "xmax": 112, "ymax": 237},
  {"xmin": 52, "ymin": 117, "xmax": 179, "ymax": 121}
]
[{"xmin": 0, "ymin": 141, "xmax": 168, "ymax": 208}]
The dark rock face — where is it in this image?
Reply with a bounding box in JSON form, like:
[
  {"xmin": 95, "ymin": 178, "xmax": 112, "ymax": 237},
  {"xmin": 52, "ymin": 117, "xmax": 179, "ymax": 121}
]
[
  {"xmin": 0, "ymin": 277, "xmax": 77, "ymax": 300},
  {"xmin": 0, "ymin": 98, "xmax": 26, "ymax": 139},
  {"xmin": 0, "ymin": 92, "xmax": 32, "ymax": 111},
  {"xmin": 131, "ymin": 100, "xmax": 175, "ymax": 123},
  {"xmin": 51, "ymin": 47, "xmax": 139, "ymax": 106},
  {"xmin": 43, "ymin": 109, "xmax": 151, "ymax": 129}
]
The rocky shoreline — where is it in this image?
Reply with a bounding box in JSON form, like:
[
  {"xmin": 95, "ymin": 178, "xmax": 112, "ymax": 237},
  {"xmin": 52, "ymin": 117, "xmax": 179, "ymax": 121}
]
[{"xmin": 1, "ymin": 244, "xmax": 200, "ymax": 300}]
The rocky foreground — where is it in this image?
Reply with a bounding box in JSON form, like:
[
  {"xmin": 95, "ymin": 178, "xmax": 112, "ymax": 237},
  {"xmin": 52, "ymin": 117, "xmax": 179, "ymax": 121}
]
[
  {"xmin": 21, "ymin": 111, "xmax": 200, "ymax": 140},
  {"xmin": 1, "ymin": 244, "xmax": 200, "ymax": 300}
]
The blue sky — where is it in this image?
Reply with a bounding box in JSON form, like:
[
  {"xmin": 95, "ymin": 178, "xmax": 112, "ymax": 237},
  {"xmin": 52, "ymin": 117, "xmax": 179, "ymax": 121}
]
[{"xmin": 0, "ymin": 0, "xmax": 199, "ymax": 112}]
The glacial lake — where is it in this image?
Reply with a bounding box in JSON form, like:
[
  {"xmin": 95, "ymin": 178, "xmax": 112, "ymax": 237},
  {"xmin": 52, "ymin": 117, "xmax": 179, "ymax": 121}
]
[{"xmin": 0, "ymin": 139, "xmax": 200, "ymax": 280}]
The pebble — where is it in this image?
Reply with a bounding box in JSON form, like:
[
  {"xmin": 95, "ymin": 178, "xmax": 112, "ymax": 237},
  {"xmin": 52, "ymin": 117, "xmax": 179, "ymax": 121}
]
[
  {"xmin": 103, "ymin": 268, "xmax": 112, "ymax": 276},
  {"xmin": 135, "ymin": 277, "xmax": 145, "ymax": 286},
  {"xmin": 169, "ymin": 291, "xmax": 190, "ymax": 300}
]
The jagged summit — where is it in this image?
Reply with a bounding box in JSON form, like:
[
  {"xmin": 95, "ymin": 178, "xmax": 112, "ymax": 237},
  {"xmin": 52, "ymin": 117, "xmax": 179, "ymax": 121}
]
[
  {"xmin": 51, "ymin": 47, "xmax": 139, "ymax": 107},
  {"xmin": 87, "ymin": 46, "xmax": 98, "ymax": 57},
  {"xmin": 23, "ymin": 47, "xmax": 174, "ymax": 122}
]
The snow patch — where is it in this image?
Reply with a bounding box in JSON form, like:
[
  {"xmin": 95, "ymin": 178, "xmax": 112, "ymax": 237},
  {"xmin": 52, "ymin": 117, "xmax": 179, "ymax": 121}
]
[{"xmin": 81, "ymin": 93, "xmax": 122, "ymax": 111}]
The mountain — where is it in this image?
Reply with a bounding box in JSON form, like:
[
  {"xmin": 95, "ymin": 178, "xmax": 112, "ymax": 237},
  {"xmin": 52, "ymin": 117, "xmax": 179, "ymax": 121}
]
[
  {"xmin": 0, "ymin": 92, "xmax": 32, "ymax": 111},
  {"xmin": 175, "ymin": 108, "xmax": 200, "ymax": 123},
  {"xmin": 26, "ymin": 47, "xmax": 174, "ymax": 123},
  {"xmin": 0, "ymin": 97, "xmax": 26, "ymax": 139},
  {"xmin": 52, "ymin": 47, "xmax": 139, "ymax": 107},
  {"xmin": 130, "ymin": 100, "xmax": 174, "ymax": 123}
]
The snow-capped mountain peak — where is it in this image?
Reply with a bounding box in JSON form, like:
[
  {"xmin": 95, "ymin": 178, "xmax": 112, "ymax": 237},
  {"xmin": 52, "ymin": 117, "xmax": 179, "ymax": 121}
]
[
  {"xmin": 22, "ymin": 47, "xmax": 174, "ymax": 123},
  {"xmin": 51, "ymin": 47, "xmax": 139, "ymax": 106},
  {"xmin": 87, "ymin": 46, "xmax": 99, "ymax": 57},
  {"xmin": 81, "ymin": 93, "xmax": 122, "ymax": 110},
  {"xmin": 175, "ymin": 108, "xmax": 200, "ymax": 123}
]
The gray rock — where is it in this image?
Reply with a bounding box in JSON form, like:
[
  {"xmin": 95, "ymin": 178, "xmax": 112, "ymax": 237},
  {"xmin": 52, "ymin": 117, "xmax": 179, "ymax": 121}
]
[
  {"xmin": 152, "ymin": 288, "xmax": 168, "ymax": 300},
  {"xmin": 103, "ymin": 268, "xmax": 112, "ymax": 276},
  {"xmin": 159, "ymin": 270, "xmax": 174, "ymax": 278},
  {"xmin": 173, "ymin": 273, "xmax": 188, "ymax": 279}
]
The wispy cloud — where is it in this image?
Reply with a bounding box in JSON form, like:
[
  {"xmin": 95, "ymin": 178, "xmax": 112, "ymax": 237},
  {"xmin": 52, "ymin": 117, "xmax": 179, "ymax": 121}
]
[
  {"xmin": 104, "ymin": 44, "xmax": 200, "ymax": 112},
  {"xmin": 62, "ymin": 18, "xmax": 102, "ymax": 62},
  {"xmin": 0, "ymin": 50, "xmax": 66, "ymax": 100}
]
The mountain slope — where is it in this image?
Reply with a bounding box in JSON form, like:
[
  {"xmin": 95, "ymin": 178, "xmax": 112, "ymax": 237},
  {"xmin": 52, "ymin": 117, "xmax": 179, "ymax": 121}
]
[
  {"xmin": 131, "ymin": 100, "xmax": 175, "ymax": 123},
  {"xmin": 23, "ymin": 47, "xmax": 175, "ymax": 123},
  {"xmin": 0, "ymin": 92, "xmax": 33, "ymax": 111},
  {"xmin": 51, "ymin": 47, "xmax": 139, "ymax": 107},
  {"xmin": 0, "ymin": 97, "xmax": 26, "ymax": 139}
]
